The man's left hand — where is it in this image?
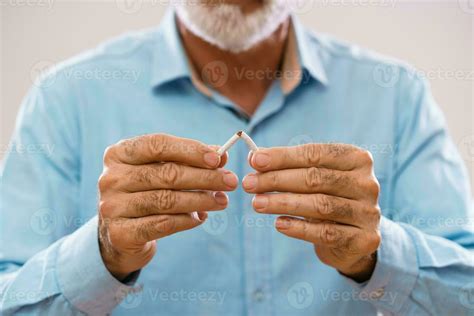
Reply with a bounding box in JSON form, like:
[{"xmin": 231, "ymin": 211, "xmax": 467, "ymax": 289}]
[{"xmin": 242, "ymin": 144, "xmax": 382, "ymax": 282}]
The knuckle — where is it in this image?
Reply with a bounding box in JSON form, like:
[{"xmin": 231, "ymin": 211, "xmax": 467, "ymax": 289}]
[
  {"xmin": 372, "ymin": 230, "xmax": 382, "ymax": 250},
  {"xmin": 99, "ymin": 200, "xmax": 115, "ymax": 217},
  {"xmin": 149, "ymin": 133, "xmax": 168, "ymax": 156},
  {"xmin": 305, "ymin": 167, "xmax": 322, "ymax": 189},
  {"xmin": 269, "ymin": 171, "xmax": 280, "ymax": 188},
  {"xmin": 367, "ymin": 177, "xmax": 380, "ymax": 198},
  {"xmin": 359, "ymin": 149, "xmax": 374, "ymax": 166},
  {"xmin": 135, "ymin": 220, "xmax": 156, "ymax": 242},
  {"xmin": 302, "ymin": 144, "xmax": 320, "ymax": 165},
  {"xmin": 315, "ymin": 194, "xmax": 332, "ymax": 215},
  {"xmin": 154, "ymin": 190, "xmax": 177, "ymax": 211},
  {"xmin": 320, "ymin": 223, "xmax": 341, "ymax": 245},
  {"xmin": 370, "ymin": 205, "xmax": 382, "ymax": 223},
  {"xmin": 280, "ymin": 195, "xmax": 291, "ymax": 210},
  {"xmin": 98, "ymin": 172, "xmax": 119, "ymax": 192},
  {"xmin": 103, "ymin": 145, "xmax": 117, "ymax": 164},
  {"xmin": 158, "ymin": 163, "xmax": 180, "ymax": 186},
  {"xmin": 155, "ymin": 216, "xmax": 176, "ymax": 234},
  {"xmin": 202, "ymin": 169, "xmax": 217, "ymax": 184},
  {"xmin": 300, "ymin": 221, "xmax": 310, "ymax": 239},
  {"xmin": 120, "ymin": 137, "xmax": 141, "ymax": 158}
]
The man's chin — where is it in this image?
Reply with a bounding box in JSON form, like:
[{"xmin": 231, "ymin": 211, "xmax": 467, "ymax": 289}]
[{"xmin": 174, "ymin": 0, "xmax": 290, "ymax": 54}]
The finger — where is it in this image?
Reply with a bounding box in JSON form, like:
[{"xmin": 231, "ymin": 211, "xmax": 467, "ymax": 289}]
[
  {"xmin": 117, "ymin": 213, "xmax": 205, "ymax": 245},
  {"xmin": 242, "ymin": 168, "xmax": 361, "ymax": 199},
  {"xmin": 249, "ymin": 144, "xmax": 373, "ymax": 172},
  {"xmin": 209, "ymin": 145, "xmax": 228, "ymax": 168},
  {"xmin": 119, "ymin": 163, "xmax": 238, "ymax": 192},
  {"xmin": 106, "ymin": 133, "xmax": 222, "ymax": 169},
  {"xmin": 275, "ymin": 216, "xmax": 364, "ymax": 250},
  {"xmin": 116, "ymin": 190, "xmax": 228, "ymax": 217},
  {"xmin": 252, "ymin": 193, "xmax": 378, "ymax": 228}
]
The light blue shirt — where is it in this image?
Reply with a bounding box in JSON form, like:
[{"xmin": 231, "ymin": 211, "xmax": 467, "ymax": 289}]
[{"xmin": 1, "ymin": 10, "xmax": 473, "ymax": 316}]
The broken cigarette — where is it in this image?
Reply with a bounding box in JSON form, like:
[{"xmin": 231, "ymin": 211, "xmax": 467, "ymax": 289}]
[
  {"xmin": 239, "ymin": 131, "xmax": 259, "ymax": 152},
  {"xmin": 217, "ymin": 130, "xmax": 258, "ymax": 156}
]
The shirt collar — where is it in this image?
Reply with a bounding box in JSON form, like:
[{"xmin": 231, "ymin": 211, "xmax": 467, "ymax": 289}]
[
  {"xmin": 150, "ymin": 10, "xmax": 190, "ymax": 88},
  {"xmin": 150, "ymin": 10, "xmax": 328, "ymax": 92},
  {"xmin": 290, "ymin": 14, "xmax": 329, "ymax": 87}
]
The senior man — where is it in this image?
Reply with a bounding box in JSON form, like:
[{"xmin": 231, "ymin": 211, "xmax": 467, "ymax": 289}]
[{"xmin": 1, "ymin": 1, "xmax": 473, "ymax": 315}]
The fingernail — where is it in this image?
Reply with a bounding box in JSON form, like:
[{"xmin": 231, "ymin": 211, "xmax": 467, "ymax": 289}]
[
  {"xmin": 197, "ymin": 212, "xmax": 208, "ymax": 221},
  {"xmin": 253, "ymin": 195, "xmax": 268, "ymax": 210},
  {"xmin": 192, "ymin": 211, "xmax": 200, "ymax": 221},
  {"xmin": 213, "ymin": 191, "xmax": 228, "ymax": 205},
  {"xmin": 222, "ymin": 170, "xmax": 238, "ymax": 188},
  {"xmin": 204, "ymin": 152, "xmax": 220, "ymax": 167},
  {"xmin": 247, "ymin": 151, "xmax": 254, "ymax": 163},
  {"xmin": 276, "ymin": 217, "xmax": 291, "ymax": 229},
  {"xmin": 253, "ymin": 152, "xmax": 271, "ymax": 168},
  {"xmin": 242, "ymin": 174, "xmax": 257, "ymax": 190}
]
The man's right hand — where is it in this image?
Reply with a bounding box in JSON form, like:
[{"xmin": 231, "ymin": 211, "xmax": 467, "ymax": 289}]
[{"xmin": 97, "ymin": 134, "xmax": 238, "ymax": 281}]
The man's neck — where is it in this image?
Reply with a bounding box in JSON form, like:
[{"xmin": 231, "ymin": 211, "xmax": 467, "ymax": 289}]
[{"xmin": 177, "ymin": 17, "xmax": 290, "ymax": 116}]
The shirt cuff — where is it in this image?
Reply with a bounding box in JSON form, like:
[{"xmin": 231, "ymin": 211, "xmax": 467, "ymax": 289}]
[
  {"xmin": 55, "ymin": 216, "xmax": 140, "ymax": 314},
  {"xmin": 342, "ymin": 216, "xmax": 419, "ymax": 314}
]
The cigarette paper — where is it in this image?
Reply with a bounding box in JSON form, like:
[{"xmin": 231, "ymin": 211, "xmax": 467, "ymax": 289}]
[
  {"xmin": 217, "ymin": 132, "xmax": 240, "ymax": 155},
  {"xmin": 239, "ymin": 131, "xmax": 259, "ymax": 152}
]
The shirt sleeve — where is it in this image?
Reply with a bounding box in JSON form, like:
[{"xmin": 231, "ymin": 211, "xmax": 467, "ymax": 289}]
[
  {"xmin": 344, "ymin": 69, "xmax": 474, "ymax": 315},
  {"xmin": 0, "ymin": 76, "xmax": 138, "ymax": 315}
]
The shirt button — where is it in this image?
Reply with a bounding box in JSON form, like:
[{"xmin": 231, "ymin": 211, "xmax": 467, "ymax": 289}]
[
  {"xmin": 253, "ymin": 289, "xmax": 265, "ymax": 302},
  {"xmin": 370, "ymin": 287, "xmax": 385, "ymax": 300}
]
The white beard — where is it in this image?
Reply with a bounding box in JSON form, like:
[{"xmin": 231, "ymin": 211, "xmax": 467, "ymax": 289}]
[{"xmin": 174, "ymin": 1, "xmax": 291, "ymax": 54}]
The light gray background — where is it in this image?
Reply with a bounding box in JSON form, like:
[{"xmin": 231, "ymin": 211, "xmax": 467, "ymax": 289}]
[{"xmin": 1, "ymin": 0, "xmax": 473, "ymax": 193}]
